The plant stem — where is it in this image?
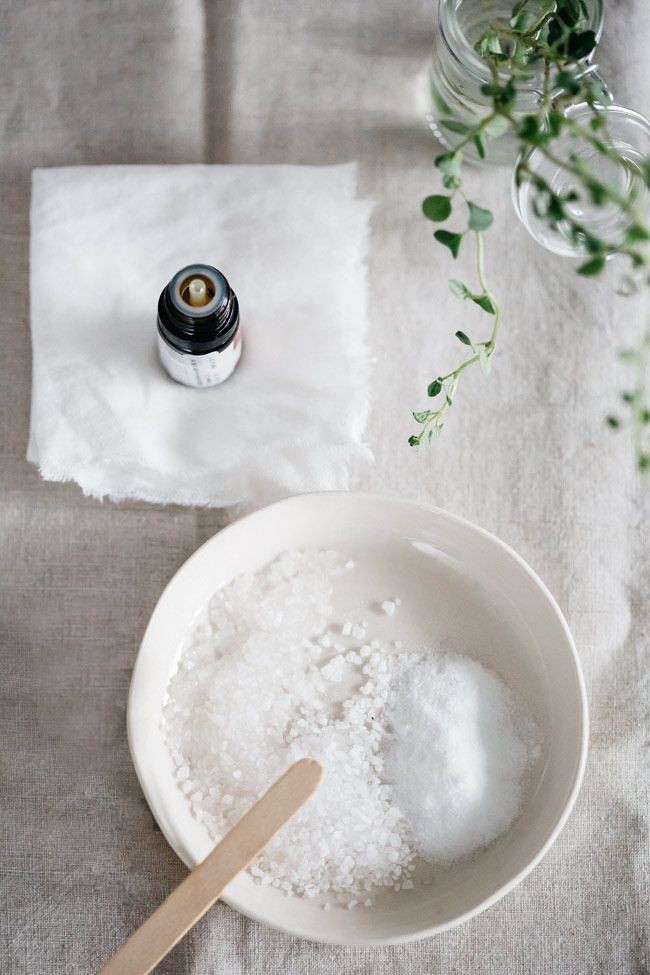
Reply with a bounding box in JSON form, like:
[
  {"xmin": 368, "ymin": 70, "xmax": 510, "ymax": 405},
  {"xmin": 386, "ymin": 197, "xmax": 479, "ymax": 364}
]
[{"xmin": 413, "ymin": 0, "xmax": 650, "ymax": 469}]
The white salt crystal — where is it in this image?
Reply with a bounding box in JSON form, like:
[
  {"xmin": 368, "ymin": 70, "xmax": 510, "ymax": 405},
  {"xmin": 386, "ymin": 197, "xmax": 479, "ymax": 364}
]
[
  {"xmin": 321, "ymin": 656, "xmax": 345, "ymax": 682},
  {"xmin": 380, "ymin": 600, "xmax": 396, "ymax": 616},
  {"xmin": 164, "ymin": 549, "xmax": 419, "ymax": 902},
  {"xmin": 342, "ymin": 622, "xmax": 353, "ymax": 636}
]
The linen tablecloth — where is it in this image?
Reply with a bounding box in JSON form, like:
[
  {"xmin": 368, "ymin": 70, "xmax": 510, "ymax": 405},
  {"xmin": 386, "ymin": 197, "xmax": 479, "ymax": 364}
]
[{"xmin": 1, "ymin": 2, "xmax": 648, "ymax": 972}]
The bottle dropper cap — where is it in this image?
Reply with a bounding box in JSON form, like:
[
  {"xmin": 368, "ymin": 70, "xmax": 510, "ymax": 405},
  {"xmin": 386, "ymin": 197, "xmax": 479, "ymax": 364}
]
[{"xmin": 188, "ymin": 278, "xmax": 208, "ymax": 307}]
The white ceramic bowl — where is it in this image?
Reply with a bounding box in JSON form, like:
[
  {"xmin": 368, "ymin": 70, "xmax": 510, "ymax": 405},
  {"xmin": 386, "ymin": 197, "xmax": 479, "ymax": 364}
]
[{"xmin": 128, "ymin": 492, "xmax": 588, "ymax": 945}]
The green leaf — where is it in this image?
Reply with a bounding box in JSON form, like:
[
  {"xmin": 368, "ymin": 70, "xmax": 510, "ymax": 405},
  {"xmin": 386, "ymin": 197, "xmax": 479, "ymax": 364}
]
[
  {"xmin": 474, "ymin": 28, "xmax": 503, "ymax": 58},
  {"xmin": 435, "ymin": 152, "xmax": 461, "ymax": 177},
  {"xmin": 467, "ymin": 202, "xmax": 493, "ymax": 232},
  {"xmin": 473, "ymin": 133, "xmax": 486, "ymax": 159},
  {"xmin": 621, "ymin": 392, "xmax": 635, "ymax": 405},
  {"xmin": 547, "ymin": 194, "xmax": 565, "ymax": 222},
  {"xmin": 440, "ymin": 118, "xmax": 471, "ymax": 135},
  {"xmin": 626, "ymin": 223, "xmax": 650, "ymax": 244},
  {"xmin": 639, "ymin": 454, "xmax": 650, "ymax": 472},
  {"xmin": 582, "ymin": 231, "xmax": 602, "ymax": 254},
  {"xmin": 494, "ymin": 78, "xmax": 517, "ymax": 109},
  {"xmin": 556, "ymin": 70, "xmax": 581, "ymax": 95},
  {"xmin": 472, "ymin": 294, "xmax": 496, "ymax": 314},
  {"xmin": 435, "ymin": 153, "xmax": 462, "ymax": 189},
  {"xmin": 605, "ymin": 415, "xmax": 620, "ymax": 429},
  {"xmin": 547, "ymin": 15, "xmax": 567, "ymax": 48},
  {"xmin": 567, "ymin": 29, "xmax": 596, "ymax": 59},
  {"xmin": 432, "ymin": 91, "xmax": 452, "ymax": 115},
  {"xmin": 449, "ymin": 279, "xmax": 471, "ymax": 299},
  {"xmin": 512, "ymin": 40, "xmax": 533, "ymax": 65},
  {"xmin": 516, "ymin": 115, "xmax": 540, "ymax": 140},
  {"xmin": 434, "ymin": 229, "xmax": 463, "ymax": 258},
  {"xmin": 577, "ymin": 254, "xmax": 605, "ymax": 276},
  {"xmin": 422, "ymin": 195, "xmax": 452, "ymax": 221},
  {"xmin": 482, "ymin": 115, "xmax": 509, "ymax": 139},
  {"xmin": 479, "ymin": 347, "xmax": 492, "ymax": 375},
  {"xmin": 586, "ymin": 179, "xmax": 608, "ymax": 205},
  {"xmin": 480, "ymin": 83, "xmax": 504, "ymax": 98},
  {"xmin": 413, "ymin": 411, "xmax": 430, "ymax": 423},
  {"xmin": 408, "ymin": 435, "xmax": 419, "ymax": 447},
  {"xmin": 455, "ymin": 330, "xmax": 472, "ymax": 346},
  {"xmin": 585, "ymin": 78, "xmax": 608, "ymax": 105},
  {"xmin": 619, "ymin": 348, "xmax": 639, "ymax": 363},
  {"xmin": 434, "ymin": 152, "xmax": 460, "ymax": 173},
  {"xmin": 441, "ymin": 174, "xmax": 460, "ymax": 190},
  {"xmin": 558, "ymin": 0, "xmax": 586, "ymax": 26},
  {"xmin": 510, "ymin": 8, "xmax": 534, "ymax": 31},
  {"xmin": 428, "ymin": 379, "xmax": 443, "ymax": 397}
]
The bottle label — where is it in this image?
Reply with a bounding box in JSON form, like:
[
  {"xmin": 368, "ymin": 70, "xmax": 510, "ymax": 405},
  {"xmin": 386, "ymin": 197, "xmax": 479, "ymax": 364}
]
[{"xmin": 158, "ymin": 330, "xmax": 242, "ymax": 388}]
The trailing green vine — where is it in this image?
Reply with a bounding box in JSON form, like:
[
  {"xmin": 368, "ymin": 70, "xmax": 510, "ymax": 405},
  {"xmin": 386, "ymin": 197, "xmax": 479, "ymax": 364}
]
[{"xmin": 410, "ymin": 0, "xmax": 650, "ymax": 470}]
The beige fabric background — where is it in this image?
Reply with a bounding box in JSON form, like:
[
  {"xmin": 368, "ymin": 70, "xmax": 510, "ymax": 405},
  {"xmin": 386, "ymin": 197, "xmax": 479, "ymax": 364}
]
[{"xmin": 1, "ymin": 1, "xmax": 648, "ymax": 972}]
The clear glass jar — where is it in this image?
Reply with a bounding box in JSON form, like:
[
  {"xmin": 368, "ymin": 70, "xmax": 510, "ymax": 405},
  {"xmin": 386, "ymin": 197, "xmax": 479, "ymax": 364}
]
[
  {"xmin": 512, "ymin": 103, "xmax": 650, "ymax": 256},
  {"xmin": 427, "ymin": 0, "xmax": 605, "ymax": 166}
]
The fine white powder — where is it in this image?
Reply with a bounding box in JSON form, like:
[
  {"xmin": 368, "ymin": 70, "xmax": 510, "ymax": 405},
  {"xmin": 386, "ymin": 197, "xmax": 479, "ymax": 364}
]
[
  {"xmin": 162, "ymin": 549, "xmax": 541, "ymax": 905},
  {"xmin": 384, "ymin": 655, "xmax": 541, "ymax": 863}
]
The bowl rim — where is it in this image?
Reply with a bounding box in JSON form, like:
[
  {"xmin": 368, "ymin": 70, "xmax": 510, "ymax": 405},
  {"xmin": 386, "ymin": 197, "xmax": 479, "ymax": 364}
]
[{"xmin": 127, "ymin": 490, "xmax": 589, "ymax": 945}]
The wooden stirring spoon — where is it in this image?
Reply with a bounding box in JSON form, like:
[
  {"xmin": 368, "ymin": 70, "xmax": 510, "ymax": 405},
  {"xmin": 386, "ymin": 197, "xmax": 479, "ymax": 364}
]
[{"xmin": 99, "ymin": 759, "xmax": 322, "ymax": 975}]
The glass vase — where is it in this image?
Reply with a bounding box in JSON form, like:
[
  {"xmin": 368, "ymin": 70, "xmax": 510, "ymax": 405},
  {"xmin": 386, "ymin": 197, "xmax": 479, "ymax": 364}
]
[
  {"xmin": 426, "ymin": 0, "xmax": 605, "ymax": 166},
  {"xmin": 512, "ymin": 103, "xmax": 650, "ymax": 256}
]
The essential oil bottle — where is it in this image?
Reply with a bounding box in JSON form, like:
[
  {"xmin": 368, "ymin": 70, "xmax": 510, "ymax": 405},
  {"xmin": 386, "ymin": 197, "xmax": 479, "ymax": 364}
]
[{"xmin": 157, "ymin": 263, "xmax": 242, "ymax": 388}]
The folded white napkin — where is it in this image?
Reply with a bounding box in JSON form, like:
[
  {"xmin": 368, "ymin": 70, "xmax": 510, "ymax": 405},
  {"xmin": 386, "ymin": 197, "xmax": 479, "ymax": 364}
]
[{"xmin": 28, "ymin": 164, "xmax": 373, "ymax": 507}]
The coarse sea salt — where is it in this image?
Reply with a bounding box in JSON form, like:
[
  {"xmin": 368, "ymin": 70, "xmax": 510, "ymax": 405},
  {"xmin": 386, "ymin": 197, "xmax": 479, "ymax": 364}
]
[
  {"xmin": 162, "ymin": 549, "xmax": 542, "ymax": 906},
  {"xmin": 163, "ymin": 550, "xmax": 420, "ymax": 904}
]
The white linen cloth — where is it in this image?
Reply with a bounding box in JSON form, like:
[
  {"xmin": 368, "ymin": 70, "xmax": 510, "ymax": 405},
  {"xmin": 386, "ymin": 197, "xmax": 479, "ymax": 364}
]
[{"xmin": 28, "ymin": 164, "xmax": 373, "ymax": 506}]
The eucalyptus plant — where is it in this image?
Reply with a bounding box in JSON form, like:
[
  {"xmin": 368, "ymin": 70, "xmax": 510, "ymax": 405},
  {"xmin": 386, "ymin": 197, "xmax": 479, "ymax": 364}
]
[{"xmin": 411, "ymin": 0, "xmax": 650, "ymax": 471}]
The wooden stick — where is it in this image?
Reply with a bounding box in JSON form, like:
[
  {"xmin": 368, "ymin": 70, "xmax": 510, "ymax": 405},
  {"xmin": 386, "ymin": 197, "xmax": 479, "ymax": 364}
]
[{"xmin": 99, "ymin": 759, "xmax": 322, "ymax": 975}]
